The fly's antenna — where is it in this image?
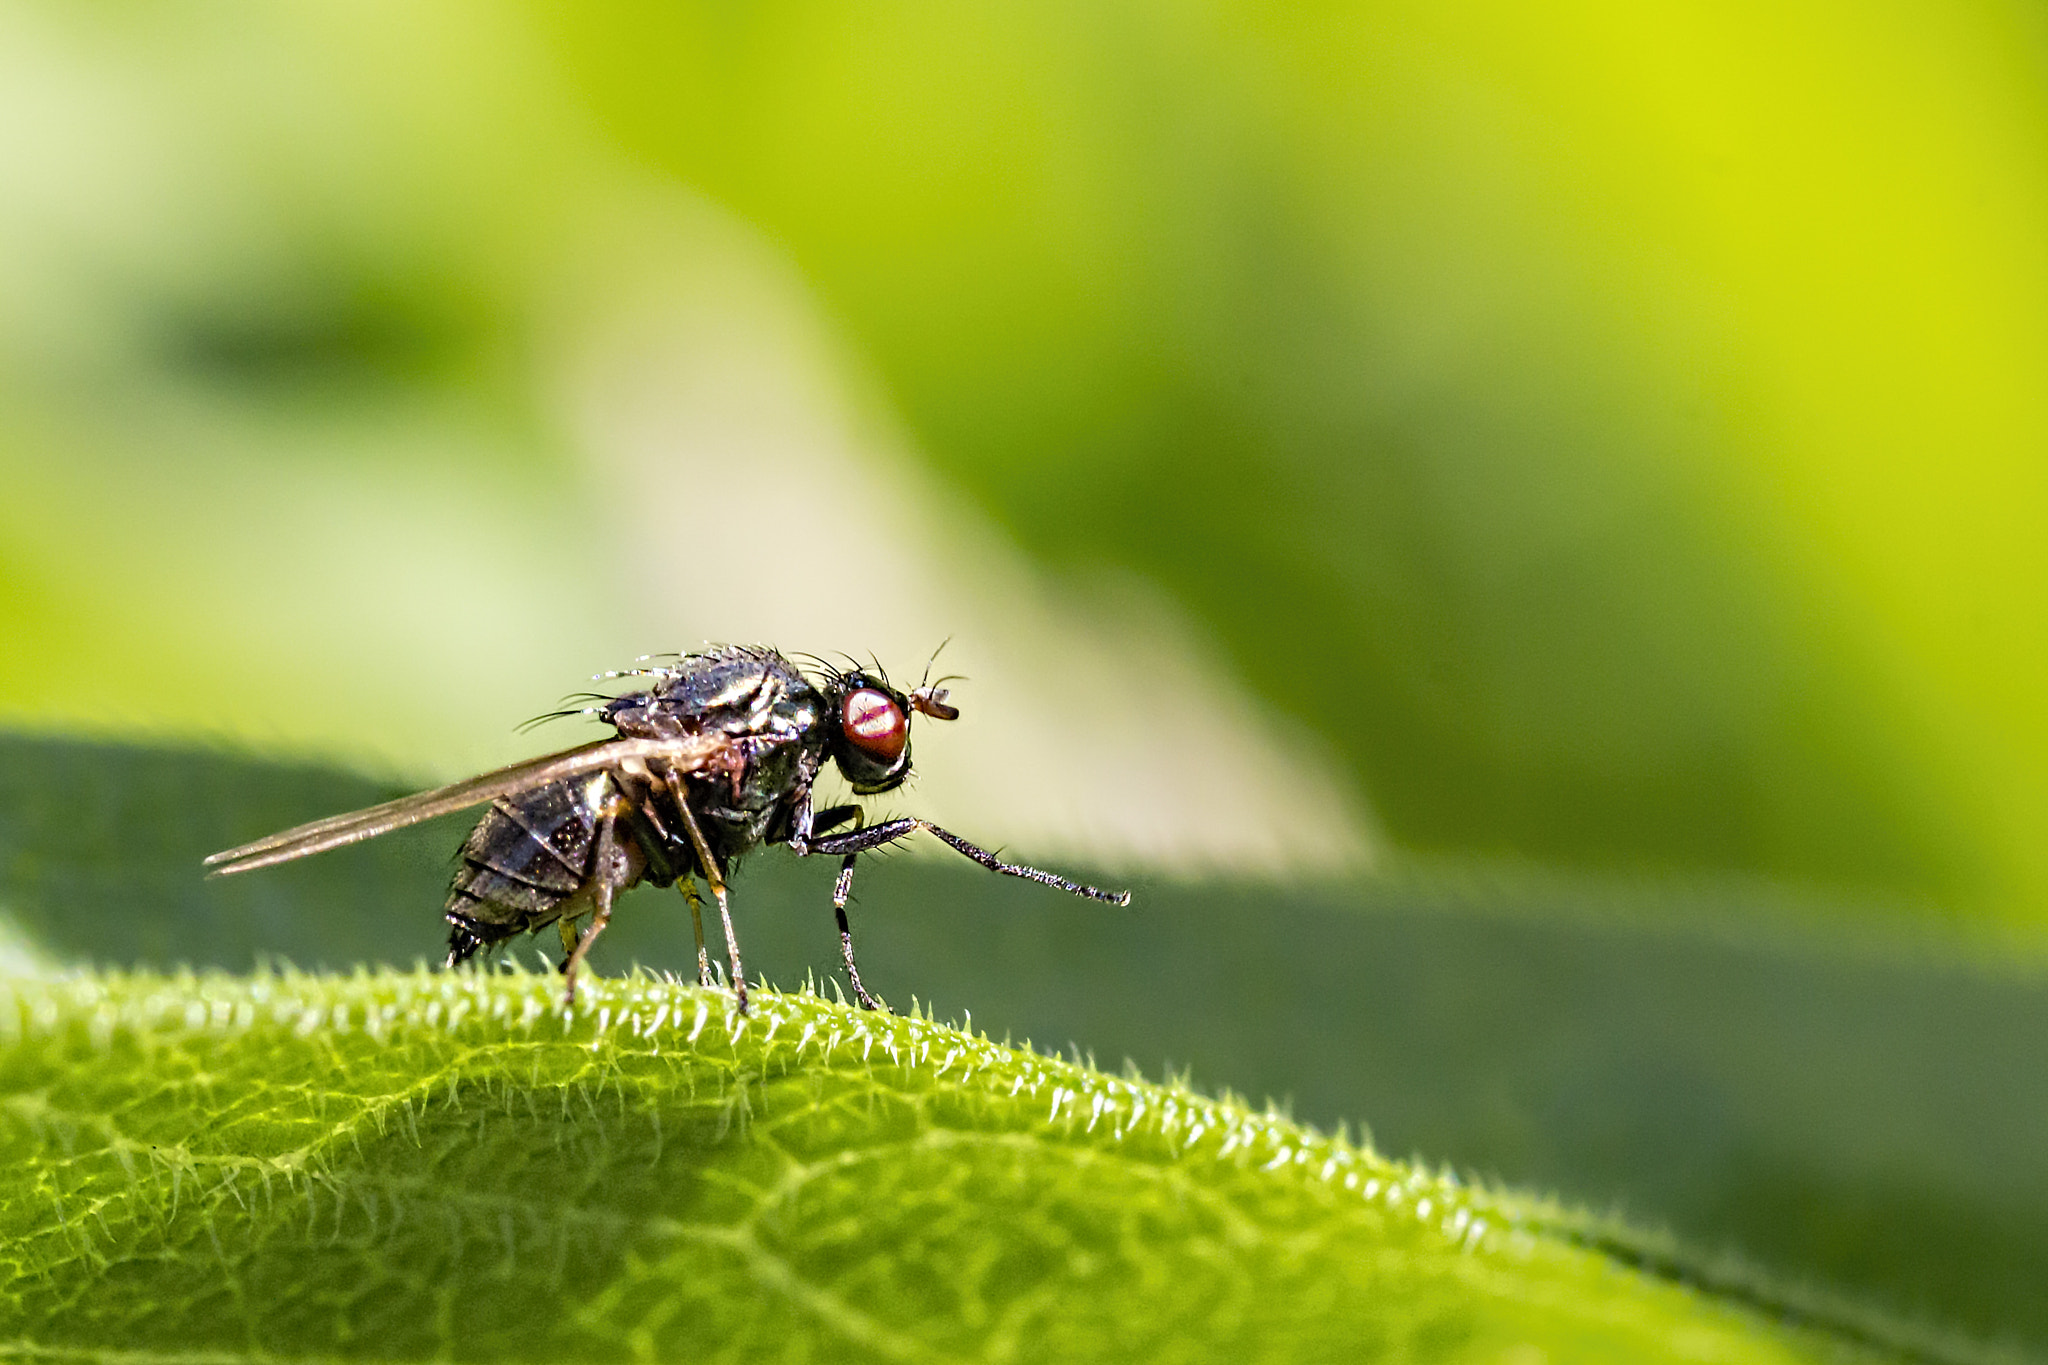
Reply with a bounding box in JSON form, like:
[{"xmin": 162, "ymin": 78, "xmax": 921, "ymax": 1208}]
[
  {"xmin": 910, "ymin": 689, "xmax": 960, "ymax": 720},
  {"xmin": 912, "ymin": 642, "xmax": 965, "ymax": 721},
  {"xmin": 910, "ymin": 679, "xmax": 962, "ymax": 722}
]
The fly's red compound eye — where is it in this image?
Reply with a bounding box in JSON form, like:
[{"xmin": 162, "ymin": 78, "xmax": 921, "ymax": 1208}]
[{"xmin": 842, "ymin": 687, "xmax": 908, "ymax": 764}]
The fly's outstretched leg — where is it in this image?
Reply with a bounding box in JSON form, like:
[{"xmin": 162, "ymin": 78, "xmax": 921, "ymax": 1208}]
[
  {"xmin": 794, "ymin": 812, "xmax": 1128, "ymax": 1010},
  {"xmin": 802, "ymin": 818, "xmax": 1131, "ymax": 906},
  {"xmin": 665, "ymin": 771, "xmax": 749, "ymax": 1014}
]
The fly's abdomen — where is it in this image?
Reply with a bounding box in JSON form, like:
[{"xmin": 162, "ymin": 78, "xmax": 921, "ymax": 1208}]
[{"xmin": 445, "ymin": 773, "xmax": 622, "ymax": 963}]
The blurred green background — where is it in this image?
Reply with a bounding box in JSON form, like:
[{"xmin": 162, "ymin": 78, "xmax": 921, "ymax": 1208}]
[{"xmin": 3, "ymin": 0, "xmax": 2046, "ymax": 1356}]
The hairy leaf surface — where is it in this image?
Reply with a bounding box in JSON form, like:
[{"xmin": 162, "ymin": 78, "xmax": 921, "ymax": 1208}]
[{"xmin": 0, "ymin": 970, "xmax": 1931, "ymax": 1363}]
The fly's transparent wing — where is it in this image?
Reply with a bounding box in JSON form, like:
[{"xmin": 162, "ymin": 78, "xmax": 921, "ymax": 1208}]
[{"xmin": 203, "ymin": 735, "xmax": 731, "ymax": 877}]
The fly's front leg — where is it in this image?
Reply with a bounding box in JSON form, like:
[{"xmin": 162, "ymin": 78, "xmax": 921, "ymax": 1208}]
[
  {"xmin": 806, "ymin": 818, "xmax": 1131, "ymax": 906},
  {"xmin": 807, "ymin": 804, "xmax": 884, "ymax": 1012},
  {"xmin": 665, "ymin": 771, "xmax": 748, "ymax": 1014}
]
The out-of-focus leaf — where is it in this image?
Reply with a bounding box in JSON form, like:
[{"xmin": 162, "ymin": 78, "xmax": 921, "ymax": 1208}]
[
  {"xmin": 7, "ymin": 3, "xmax": 2046, "ymax": 918},
  {"xmin": 539, "ymin": 0, "xmax": 2048, "ymax": 922}
]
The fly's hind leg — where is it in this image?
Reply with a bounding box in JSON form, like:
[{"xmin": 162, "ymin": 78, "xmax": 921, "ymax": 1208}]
[
  {"xmin": 665, "ymin": 771, "xmax": 748, "ymax": 1015},
  {"xmin": 559, "ymin": 800, "xmax": 626, "ymax": 1005}
]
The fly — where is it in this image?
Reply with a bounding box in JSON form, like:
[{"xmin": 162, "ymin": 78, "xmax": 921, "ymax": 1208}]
[{"xmin": 204, "ymin": 645, "xmax": 1130, "ymax": 1012}]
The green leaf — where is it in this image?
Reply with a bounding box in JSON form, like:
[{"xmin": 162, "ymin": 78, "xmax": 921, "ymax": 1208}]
[
  {"xmin": 0, "ymin": 968, "xmax": 1951, "ymax": 1363},
  {"xmin": 4, "ymin": 732, "xmax": 2045, "ymax": 1356}
]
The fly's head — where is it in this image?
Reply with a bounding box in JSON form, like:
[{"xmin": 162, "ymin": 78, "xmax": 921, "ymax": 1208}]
[{"xmin": 823, "ymin": 669, "xmax": 959, "ymax": 794}]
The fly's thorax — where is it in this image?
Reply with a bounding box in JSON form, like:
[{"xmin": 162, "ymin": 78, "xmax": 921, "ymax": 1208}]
[
  {"xmin": 682, "ymin": 732, "xmax": 816, "ymax": 860},
  {"xmin": 660, "ymin": 647, "xmax": 795, "ymax": 716},
  {"xmin": 599, "ymin": 649, "xmax": 828, "ymax": 863},
  {"xmin": 597, "ymin": 648, "xmax": 809, "ymax": 738},
  {"xmin": 653, "ymin": 650, "xmax": 832, "ymax": 806}
]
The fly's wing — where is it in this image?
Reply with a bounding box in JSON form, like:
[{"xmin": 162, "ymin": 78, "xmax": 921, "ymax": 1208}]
[{"xmin": 203, "ymin": 735, "xmax": 731, "ymax": 877}]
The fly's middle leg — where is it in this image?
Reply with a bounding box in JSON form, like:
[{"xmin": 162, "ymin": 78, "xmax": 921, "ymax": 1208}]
[
  {"xmin": 680, "ymin": 880, "xmax": 713, "ymax": 988},
  {"xmin": 666, "ymin": 771, "xmax": 748, "ymax": 1014},
  {"xmin": 832, "ymin": 886, "xmax": 882, "ymax": 1012},
  {"xmin": 809, "ymin": 803, "xmax": 884, "ymax": 1012}
]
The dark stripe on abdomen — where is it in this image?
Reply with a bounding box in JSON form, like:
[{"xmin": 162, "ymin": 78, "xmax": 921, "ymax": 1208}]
[{"xmin": 444, "ymin": 776, "xmax": 605, "ymax": 930}]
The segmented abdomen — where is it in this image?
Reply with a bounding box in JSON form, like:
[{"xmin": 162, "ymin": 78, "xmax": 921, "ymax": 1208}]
[{"xmin": 444, "ymin": 773, "xmax": 610, "ymax": 963}]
